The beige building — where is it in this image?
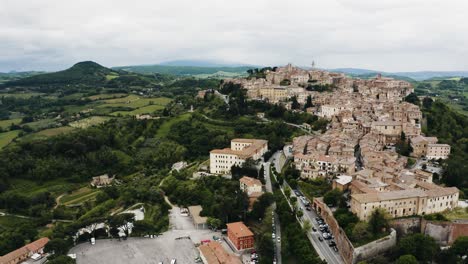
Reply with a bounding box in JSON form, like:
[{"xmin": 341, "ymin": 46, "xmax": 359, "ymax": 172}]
[
  {"xmin": 210, "ymin": 139, "xmax": 268, "ymax": 174},
  {"xmin": 351, "ymin": 182, "xmax": 459, "ymax": 220},
  {"xmin": 426, "ymin": 144, "xmax": 451, "ymax": 160},
  {"xmin": 259, "ymin": 87, "xmax": 288, "ymax": 103},
  {"xmin": 239, "ymin": 176, "xmax": 263, "ymax": 195},
  {"xmin": 410, "ymin": 136, "xmax": 450, "ymax": 159}
]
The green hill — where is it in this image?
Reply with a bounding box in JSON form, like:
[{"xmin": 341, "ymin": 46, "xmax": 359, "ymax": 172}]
[
  {"xmin": 5, "ymin": 61, "xmax": 116, "ymax": 86},
  {"xmin": 113, "ymin": 64, "xmax": 251, "ymax": 76}
]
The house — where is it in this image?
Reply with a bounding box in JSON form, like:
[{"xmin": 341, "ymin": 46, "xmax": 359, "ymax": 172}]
[
  {"xmin": 239, "ymin": 176, "xmax": 264, "ymax": 210},
  {"xmin": 188, "ymin": 205, "xmax": 208, "ymax": 229},
  {"xmin": 198, "ymin": 241, "xmax": 242, "ymax": 264},
  {"xmin": 210, "ymin": 139, "xmax": 268, "ymax": 174},
  {"xmin": 226, "ymin": 222, "xmax": 254, "ymax": 251},
  {"xmin": 0, "ymin": 237, "xmax": 49, "ymax": 264},
  {"xmin": 333, "ymin": 175, "xmax": 353, "ymax": 191},
  {"xmin": 90, "ymin": 174, "xmax": 113, "ymax": 187}
]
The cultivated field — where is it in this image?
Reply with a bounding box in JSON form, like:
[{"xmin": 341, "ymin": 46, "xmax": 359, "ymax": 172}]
[
  {"xmin": 69, "ymin": 116, "xmax": 112, "ymax": 129},
  {"xmin": 0, "ymin": 130, "xmax": 21, "ymax": 149}
]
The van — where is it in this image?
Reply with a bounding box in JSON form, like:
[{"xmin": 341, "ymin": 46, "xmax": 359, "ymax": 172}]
[{"xmin": 91, "ymin": 237, "xmax": 96, "ymax": 245}]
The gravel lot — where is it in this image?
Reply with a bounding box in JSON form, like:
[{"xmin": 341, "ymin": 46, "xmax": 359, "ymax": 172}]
[{"xmin": 69, "ymin": 206, "xmax": 227, "ymax": 264}]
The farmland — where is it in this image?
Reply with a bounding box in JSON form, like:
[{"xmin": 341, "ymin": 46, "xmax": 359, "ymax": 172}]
[{"xmin": 0, "ymin": 130, "xmax": 21, "ymax": 149}]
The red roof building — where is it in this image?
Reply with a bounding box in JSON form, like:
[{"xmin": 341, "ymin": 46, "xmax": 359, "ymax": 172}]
[{"xmin": 226, "ymin": 222, "xmax": 254, "ymax": 251}]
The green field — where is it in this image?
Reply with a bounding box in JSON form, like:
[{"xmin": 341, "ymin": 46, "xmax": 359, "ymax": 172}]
[
  {"xmin": 156, "ymin": 113, "xmax": 192, "ymax": 137},
  {"xmin": 60, "ymin": 187, "xmax": 100, "ymax": 205},
  {"xmin": 23, "ymin": 118, "xmax": 58, "ymax": 130},
  {"xmin": 0, "ymin": 92, "xmax": 45, "ymax": 98},
  {"xmin": 97, "ymin": 95, "xmax": 171, "ymax": 109},
  {"xmin": 0, "ymin": 118, "xmax": 22, "ymax": 129},
  {"xmin": 21, "ymin": 126, "xmax": 76, "ymax": 141},
  {"xmin": 87, "ymin": 93, "xmax": 127, "ymax": 101},
  {"xmin": 69, "ymin": 116, "xmax": 112, "ymax": 129},
  {"xmin": 110, "ymin": 104, "xmax": 165, "ymax": 116},
  {"xmin": 0, "ymin": 130, "xmax": 21, "ymax": 149},
  {"xmin": 6, "ymin": 178, "xmax": 78, "ymax": 198}
]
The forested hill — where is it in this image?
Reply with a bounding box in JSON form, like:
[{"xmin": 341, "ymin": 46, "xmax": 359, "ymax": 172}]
[
  {"xmin": 3, "ymin": 61, "xmax": 117, "ymax": 86},
  {"xmin": 1, "ymin": 61, "xmax": 172, "ymax": 91}
]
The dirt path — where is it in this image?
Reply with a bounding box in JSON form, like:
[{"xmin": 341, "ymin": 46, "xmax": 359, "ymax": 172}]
[{"xmin": 54, "ymin": 194, "xmax": 65, "ymax": 209}]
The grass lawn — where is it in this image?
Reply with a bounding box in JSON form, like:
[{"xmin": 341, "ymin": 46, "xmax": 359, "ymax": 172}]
[
  {"xmin": 0, "ymin": 118, "xmax": 22, "ymax": 129},
  {"xmin": 0, "ymin": 130, "xmax": 21, "ymax": 149},
  {"xmin": 69, "ymin": 116, "xmax": 112, "ymax": 129},
  {"xmin": 156, "ymin": 113, "xmax": 192, "ymax": 137},
  {"xmin": 444, "ymin": 207, "xmax": 468, "ymax": 220},
  {"xmin": 61, "ymin": 187, "xmax": 100, "ymax": 205}
]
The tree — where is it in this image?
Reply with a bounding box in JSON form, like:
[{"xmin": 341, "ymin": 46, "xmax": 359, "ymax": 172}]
[
  {"xmin": 396, "ymin": 254, "xmax": 418, "ymax": 264},
  {"xmin": 207, "ymin": 217, "xmax": 223, "ymax": 230},
  {"xmin": 367, "ymin": 208, "xmax": 389, "ymax": 234},
  {"xmin": 44, "ymin": 238, "xmax": 70, "ymax": 255},
  {"xmin": 323, "ymin": 189, "xmax": 343, "ymax": 207},
  {"xmin": 291, "ymin": 96, "xmax": 300, "ymax": 110},
  {"xmin": 404, "ymin": 93, "xmax": 420, "ymax": 105},
  {"xmin": 108, "ymin": 213, "xmax": 134, "ymax": 237},
  {"xmin": 398, "ymin": 233, "xmax": 439, "ymax": 263},
  {"xmin": 304, "ymin": 95, "xmax": 313, "ymax": 109},
  {"xmin": 352, "ymin": 222, "xmax": 371, "ymax": 241},
  {"xmin": 47, "ymin": 255, "xmax": 76, "ymax": 264},
  {"xmin": 422, "ymin": 97, "xmax": 433, "ymax": 109},
  {"xmin": 302, "ymin": 220, "xmax": 312, "ymax": 233}
]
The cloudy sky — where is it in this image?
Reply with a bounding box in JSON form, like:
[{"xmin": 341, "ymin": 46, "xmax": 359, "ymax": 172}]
[{"xmin": 1, "ymin": 0, "xmax": 467, "ymax": 72}]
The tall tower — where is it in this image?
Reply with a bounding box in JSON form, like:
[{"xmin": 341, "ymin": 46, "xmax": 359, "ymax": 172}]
[{"xmin": 311, "ymin": 60, "xmax": 316, "ymax": 69}]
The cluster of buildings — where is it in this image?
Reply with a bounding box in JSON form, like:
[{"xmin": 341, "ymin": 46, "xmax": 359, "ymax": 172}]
[
  {"xmin": 0, "ymin": 238, "xmax": 49, "ymax": 264},
  {"xmin": 225, "ymin": 64, "xmax": 457, "ymax": 221}
]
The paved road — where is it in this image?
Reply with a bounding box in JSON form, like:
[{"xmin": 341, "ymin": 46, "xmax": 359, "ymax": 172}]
[
  {"xmin": 269, "ymin": 150, "xmax": 344, "ymax": 264},
  {"xmin": 264, "ymin": 159, "xmax": 282, "ymax": 264}
]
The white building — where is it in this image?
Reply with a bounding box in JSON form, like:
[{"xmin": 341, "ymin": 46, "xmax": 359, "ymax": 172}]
[{"xmin": 210, "ymin": 139, "xmax": 268, "ymax": 174}]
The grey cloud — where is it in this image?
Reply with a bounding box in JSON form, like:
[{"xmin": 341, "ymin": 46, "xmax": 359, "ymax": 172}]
[{"xmin": 0, "ymin": 0, "xmax": 467, "ymax": 71}]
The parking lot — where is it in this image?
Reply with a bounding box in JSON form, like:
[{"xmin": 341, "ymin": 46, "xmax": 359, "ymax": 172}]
[{"xmin": 69, "ymin": 206, "xmax": 228, "ymax": 264}]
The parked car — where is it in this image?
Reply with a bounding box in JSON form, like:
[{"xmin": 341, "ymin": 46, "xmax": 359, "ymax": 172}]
[
  {"xmin": 328, "ymin": 241, "xmax": 336, "ymax": 247},
  {"xmin": 272, "ymin": 233, "xmax": 276, "ymax": 239},
  {"xmin": 333, "ymin": 246, "xmax": 339, "ymax": 252},
  {"xmin": 312, "ymin": 227, "xmax": 317, "ymax": 232},
  {"xmin": 277, "ymin": 237, "xmax": 281, "ymax": 243},
  {"xmin": 318, "ymin": 236, "xmax": 323, "ymax": 242}
]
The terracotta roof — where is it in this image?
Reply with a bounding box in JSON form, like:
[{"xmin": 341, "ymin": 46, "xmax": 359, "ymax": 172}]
[
  {"xmin": 0, "ymin": 237, "xmax": 49, "ymax": 264},
  {"xmin": 226, "ymin": 222, "xmax": 254, "ymax": 238},
  {"xmin": 199, "ymin": 242, "xmax": 242, "ymax": 264},
  {"xmin": 239, "ymin": 176, "xmax": 262, "ymax": 187}
]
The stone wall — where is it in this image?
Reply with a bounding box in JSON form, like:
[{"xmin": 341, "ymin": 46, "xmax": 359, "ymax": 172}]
[
  {"xmin": 313, "ymin": 198, "xmax": 354, "ymax": 264},
  {"xmin": 353, "ymin": 229, "xmax": 397, "ymax": 264},
  {"xmin": 389, "ymin": 217, "xmax": 421, "ymax": 238},
  {"xmin": 391, "ymin": 217, "xmax": 468, "ymax": 246}
]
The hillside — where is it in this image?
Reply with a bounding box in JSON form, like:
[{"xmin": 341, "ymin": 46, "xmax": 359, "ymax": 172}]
[
  {"xmin": 330, "ymin": 68, "xmax": 468, "ymax": 81},
  {"xmin": 3, "ymin": 61, "xmax": 120, "ymax": 87}
]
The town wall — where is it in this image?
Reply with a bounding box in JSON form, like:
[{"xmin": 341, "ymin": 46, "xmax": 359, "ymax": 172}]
[{"xmin": 352, "ymin": 229, "xmax": 397, "ymax": 264}]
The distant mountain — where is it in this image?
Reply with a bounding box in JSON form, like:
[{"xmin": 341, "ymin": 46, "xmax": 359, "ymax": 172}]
[
  {"xmin": 4, "ymin": 61, "xmax": 116, "ymax": 87},
  {"xmin": 329, "ymin": 68, "xmax": 468, "ymax": 81},
  {"xmin": 2, "ymin": 61, "xmax": 167, "ymax": 90},
  {"xmin": 114, "ymin": 64, "xmax": 253, "ymax": 76},
  {"xmin": 158, "ymin": 59, "xmax": 257, "ymax": 68}
]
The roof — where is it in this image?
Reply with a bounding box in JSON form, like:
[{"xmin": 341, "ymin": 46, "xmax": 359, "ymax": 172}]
[
  {"xmin": 0, "ymin": 237, "xmax": 49, "ymax": 264},
  {"xmin": 372, "ymin": 121, "xmax": 402, "ymax": 126},
  {"xmin": 335, "ymin": 175, "xmax": 352, "ymax": 185},
  {"xmin": 199, "ymin": 242, "xmax": 242, "ymax": 264},
  {"xmin": 211, "ymin": 139, "xmax": 267, "ymax": 159},
  {"xmin": 352, "ymin": 189, "xmax": 427, "ymax": 203},
  {"xmin": 239, "ymin": 176, "xmax": 262, "ymax": 187},
  {"xmin": 226, "ymin": 222, "xmax": 254, "ymax": 238},
  {"xmin": 188, "ymin": 205, "xmax": 208, "ymax": 225}
]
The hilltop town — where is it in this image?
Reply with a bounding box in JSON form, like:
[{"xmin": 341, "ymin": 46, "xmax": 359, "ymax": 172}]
[{"xmin": 224, "ymin": 64, "xmax": 458, "ymax": 221}]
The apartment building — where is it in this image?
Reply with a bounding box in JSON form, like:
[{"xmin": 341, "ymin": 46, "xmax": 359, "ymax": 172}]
[
  {"xmin": 226, "ymin": 222, "xmax": 255, "ymax": 251},
  {"xmin": 210, "ymin": 139, "xmax": 268, "ymax": 174},
  {"xmin": 410, "ymin": 135, "xmax": 450, "ymax": 159}
]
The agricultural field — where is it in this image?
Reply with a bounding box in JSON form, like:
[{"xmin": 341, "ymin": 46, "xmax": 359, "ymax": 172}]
[
  {"xmin": 23, "ymin": 118, "xmax": 59, "ymax": 130},
  {"xmin": 110, "ymin": 104, "xmax": 165, "ymax": 116},
  {"xmin": 156, "ymin": 113, "xmax": 192, "ymax": 137},
  {"xmin": 87, "ymin": 93, "xmax": 127, "ymax": 101},
  {"xmin": 0, "ymin": 118, "xmax": 22, "ymax": 129},
  {"xmin": 20, "ymin": 126, "xmax": 76, "ymax": 141},
  {"xmin": 0, "ymin": 130, "xmax": 21, "ymax": 149},
  {"xmin": 69, "ymin": 116, "xmax": 112, "ymax": 129},
  {"xmin": 97, "ymin": 95, "xmax": 171, "ymax": 110},
  {"xmin": 6, "ymin": 178, "xmax": 79, "ymax": 198},
  {"xmin": 60, "ymin": 187, "xmax": 100, "ymax": 206}
]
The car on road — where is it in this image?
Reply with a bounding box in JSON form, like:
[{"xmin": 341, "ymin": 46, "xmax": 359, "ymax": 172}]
[
  {"xmin": 277, "ymin": 237, "xmax": 281, "ymax": 243},
  {"xmin": 328, "ymin": 241, "xmax": 336, "ymax": 247},
  {"xmin": 272, "ymin": 233, "xmax": 276, "ymax": 239},
  {"xmin": 333, "ymin": 246, "xmax": 339, "ymax": 252},
  {"xmin": 312, "ymin": 227, "xmax": 317, "ymax": 232},
  {"xmin": 318, "ymin": 236, "xmax": 323, "ymax": 242}
]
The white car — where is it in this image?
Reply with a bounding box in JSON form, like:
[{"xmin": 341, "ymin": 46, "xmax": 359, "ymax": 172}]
[
  {"xmin": 272, "ymin": 233, "xmax": 276, "ymax": 239},
  {"xmin": 277, "ymin": 237, "xmax": 281, "ymax": 243}
]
